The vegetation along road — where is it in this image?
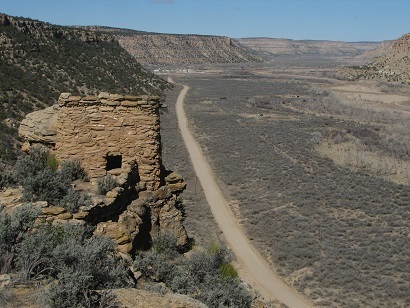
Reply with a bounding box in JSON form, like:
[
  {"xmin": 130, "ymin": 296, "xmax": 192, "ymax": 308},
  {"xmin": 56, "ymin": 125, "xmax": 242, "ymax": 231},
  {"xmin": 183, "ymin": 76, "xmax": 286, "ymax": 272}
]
[{"xmin": 174, "ymin": 83, "xmax": 313, "ymax": 308}]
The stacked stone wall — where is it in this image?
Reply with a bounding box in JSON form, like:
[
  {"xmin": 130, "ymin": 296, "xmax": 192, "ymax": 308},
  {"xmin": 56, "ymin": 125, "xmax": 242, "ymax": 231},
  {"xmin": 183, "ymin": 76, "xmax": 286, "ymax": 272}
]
[{"xmin": 56, "ymin": 92, "xmax": 162, "ymax": 190}]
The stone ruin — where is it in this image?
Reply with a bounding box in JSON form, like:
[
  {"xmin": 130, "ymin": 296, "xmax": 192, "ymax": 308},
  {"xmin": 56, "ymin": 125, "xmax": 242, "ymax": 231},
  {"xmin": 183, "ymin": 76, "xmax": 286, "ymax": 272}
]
[
  {"xmin": 17, "ymin": 92, "xmax": 188, "ymax": 257},
  {"xmin": 56, "ymin": 92, "xmax": 162, "ymax": 190}
]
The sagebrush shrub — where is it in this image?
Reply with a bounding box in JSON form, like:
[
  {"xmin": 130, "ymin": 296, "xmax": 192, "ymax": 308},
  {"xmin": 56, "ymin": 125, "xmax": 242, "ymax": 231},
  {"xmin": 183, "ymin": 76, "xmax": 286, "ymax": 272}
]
[
  {"xmin": 59, "ymin": 159, "xmax": 87, "ymax": 183},
  {"xmin": 0, "ymin": 204, "xmax": 40, "ymax": 274},
  {"xmin": 153, "ymin": 231, "xmax": 179, "ymax": 257},
  {"xmin": 21, "ymin": 168, "xmax": 66, "ymax": 203},
  {"xmin": 96, "ymin": 174, "xmax": 118, "ymax": 195},
  {"xmin": 59, "ymin": 189, "xmax": 91, "ymax": 213}
]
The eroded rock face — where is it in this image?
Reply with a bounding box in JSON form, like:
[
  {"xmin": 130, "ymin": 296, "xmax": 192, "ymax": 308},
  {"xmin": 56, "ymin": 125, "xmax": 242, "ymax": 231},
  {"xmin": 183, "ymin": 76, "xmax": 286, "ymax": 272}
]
[{"xmin": 116, "ymin": 33, "xmax": 258, "ymax": 64}]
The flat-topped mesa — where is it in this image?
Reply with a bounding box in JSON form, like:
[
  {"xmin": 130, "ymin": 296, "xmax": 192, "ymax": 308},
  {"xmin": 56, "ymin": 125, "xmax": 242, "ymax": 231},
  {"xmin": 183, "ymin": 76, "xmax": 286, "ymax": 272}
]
[{"xmin": 56, "ymin": 92, "xmax": 162, "ymax": 191}]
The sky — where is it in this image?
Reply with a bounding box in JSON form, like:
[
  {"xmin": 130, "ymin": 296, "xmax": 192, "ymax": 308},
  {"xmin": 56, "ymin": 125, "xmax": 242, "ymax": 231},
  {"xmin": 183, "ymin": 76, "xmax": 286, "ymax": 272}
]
[{"xmin": 0, "ymin": 0, "xmax": 409, "ymax": 42}]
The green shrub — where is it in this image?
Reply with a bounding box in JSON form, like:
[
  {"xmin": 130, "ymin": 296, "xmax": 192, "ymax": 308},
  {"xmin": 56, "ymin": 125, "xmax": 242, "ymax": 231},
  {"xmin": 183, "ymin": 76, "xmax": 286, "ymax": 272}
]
[
  {"xmin": 13, "ymin": 146, "xmax": 50, "ymax": 183},
  {"xmin": 49, "ymin": 235, "xmax": 128, "ymax": 308},
  {"xmin": 96, "ymin": 174, "xmax": 118, "ymax": 195},
  {"xmin": 137, "ymin": 239, "xmax": 251, "ymax": 307},
  {"xmin": 153, "ymin": 231, "xmax": 178, "ymax": 257},
  {"xmin": 46, "ymin": 153, "xmax": 59, "ymax": 171},
  {"xmin": 0, "ymin": 172, "xmax": 15, "ymax": 190},
  {"xmin": 0, "ymin": 204, "xmax": 40, "ymax": 274},
  {"xmin": 21, "ymin": 168, "xmax": 67, "ymax": 203},
  {"xmin": 219, "ymin": 263, "xmax": 238, "ymax": 280},
  {"xmin": 59, "ymin": 159, "xmax": 87, "ymax": 183},
  {"xmin": 134, "ymin": 251, "xmax": 176, "ymax": 283},
  {"xmin": 59, "ymin": 189, "xmax": 92, "ymax": 213},
  {"xmin": 12, "ymin": 147, "xmax": 90, "ymax": 205}
]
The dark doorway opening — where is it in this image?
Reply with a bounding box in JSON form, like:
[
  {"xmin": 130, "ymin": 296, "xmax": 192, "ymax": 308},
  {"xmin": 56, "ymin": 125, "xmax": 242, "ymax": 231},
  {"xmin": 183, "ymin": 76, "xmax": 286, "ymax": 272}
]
[{"xmin": 106, "ymin": 154, "xmax": 122, "ymax": 171}]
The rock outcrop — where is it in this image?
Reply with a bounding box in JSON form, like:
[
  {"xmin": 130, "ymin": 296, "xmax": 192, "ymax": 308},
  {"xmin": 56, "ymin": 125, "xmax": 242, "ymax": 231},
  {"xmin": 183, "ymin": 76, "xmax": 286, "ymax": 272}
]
[
  {"xmin": 18, "ymin": 106, "xmax": 58, "ymax": 147},
  {"xmin": 18, "ymin": 92, "xmax": 188, "ymax": 255},
  {"xmin": 117, "ymin": 34, "xmax": 258, "ymax": 64},
  {"xmin": 340, "ymin": 33, "xmax": 410, "ymax": 83},
  {"xmin": 237, "ymin": 37, "xmax": 380, "ymax": 60}
]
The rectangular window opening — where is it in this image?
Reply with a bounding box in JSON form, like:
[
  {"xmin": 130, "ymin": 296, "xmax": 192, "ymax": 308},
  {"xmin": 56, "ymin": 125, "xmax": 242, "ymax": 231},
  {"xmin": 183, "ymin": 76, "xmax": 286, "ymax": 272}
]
[{"xmin": 106, "ymin": 154, "xmax": 122, "ymax": 171}]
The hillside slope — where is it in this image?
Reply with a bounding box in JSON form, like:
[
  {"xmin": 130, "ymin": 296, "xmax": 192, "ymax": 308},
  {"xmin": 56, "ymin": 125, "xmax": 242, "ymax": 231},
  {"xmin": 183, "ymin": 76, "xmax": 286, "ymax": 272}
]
[
  {"xmin": 0, "ymin": 14, "xmax": 170, "ymax": 164},
  {"xmin": 340, "ymin": 33, "xmax": 410, "ymax": 83},
  {"xmin": 84, "ymin": 27, "xmax": 259, "ymax": 64},
  {"xmin": 237, "ymin": 37, "xmax": 380, "ymax": 59}
]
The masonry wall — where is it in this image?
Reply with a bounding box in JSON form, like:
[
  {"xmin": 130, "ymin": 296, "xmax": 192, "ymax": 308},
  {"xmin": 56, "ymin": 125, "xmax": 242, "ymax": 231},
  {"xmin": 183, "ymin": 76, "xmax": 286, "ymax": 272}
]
[{"xmin": 56, "ymin": 92, "xmax": 162, "ymax": 191}]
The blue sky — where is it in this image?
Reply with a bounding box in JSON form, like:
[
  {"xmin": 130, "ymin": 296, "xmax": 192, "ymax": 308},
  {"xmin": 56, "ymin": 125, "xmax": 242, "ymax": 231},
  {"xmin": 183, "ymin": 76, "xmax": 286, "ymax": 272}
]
[{"xmin": 0, "ymin": 0, "xmax": 408, "ymax": 41}]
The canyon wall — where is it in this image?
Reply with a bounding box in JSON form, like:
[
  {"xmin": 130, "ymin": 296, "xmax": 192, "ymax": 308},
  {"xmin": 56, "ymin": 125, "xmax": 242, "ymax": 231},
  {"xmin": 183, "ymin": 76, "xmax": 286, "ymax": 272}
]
[{"xmin": 115, "ymin": 33, "xmax": 258, "ymax": 64}]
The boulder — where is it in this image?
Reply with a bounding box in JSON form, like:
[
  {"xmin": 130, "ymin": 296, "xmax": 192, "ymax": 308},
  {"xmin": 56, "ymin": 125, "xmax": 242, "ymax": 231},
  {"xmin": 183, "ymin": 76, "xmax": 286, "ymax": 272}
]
[{"xmin": 18, "ymin": 106, "xmax": 58, "ymax": 145}]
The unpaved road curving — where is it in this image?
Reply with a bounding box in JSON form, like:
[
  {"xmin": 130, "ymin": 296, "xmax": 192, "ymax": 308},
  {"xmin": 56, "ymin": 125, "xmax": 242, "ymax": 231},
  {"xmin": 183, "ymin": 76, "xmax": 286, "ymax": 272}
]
[{"xmin": 175, "ymin": 84, "xmax": 313, "ymax": 308}]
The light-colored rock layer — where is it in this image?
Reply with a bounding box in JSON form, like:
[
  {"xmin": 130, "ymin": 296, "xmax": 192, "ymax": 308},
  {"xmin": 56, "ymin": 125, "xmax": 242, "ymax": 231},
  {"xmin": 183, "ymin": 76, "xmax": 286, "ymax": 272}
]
[{"xmin": 116, "ymin": 33, "xmax": 257, "ymax": 64}]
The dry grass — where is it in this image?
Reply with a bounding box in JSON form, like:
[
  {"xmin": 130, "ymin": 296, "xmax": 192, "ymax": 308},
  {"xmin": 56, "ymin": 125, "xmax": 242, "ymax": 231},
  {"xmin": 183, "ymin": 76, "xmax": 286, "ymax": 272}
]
[{"xmin": 166, "ymin": 68, "xmax": 410, "ymax": 307}]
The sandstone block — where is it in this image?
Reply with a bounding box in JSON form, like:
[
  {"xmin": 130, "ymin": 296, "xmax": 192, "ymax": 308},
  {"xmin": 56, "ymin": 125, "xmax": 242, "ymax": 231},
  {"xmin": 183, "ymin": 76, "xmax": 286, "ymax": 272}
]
[
  {"xmin": 168, "ymin": 182, "xmax": 187, "ymax": 194},
  {"xmin": 101, "ymin": 99, "xmax": 121, "ymax": 106},
  {"xmin": 98, "ymin": 92, "xmax": 110, "ymax": 99},
  {"xmin": 42, "ymin": 206, "xmax": 66, "ymax": 216},
  {"xmin": 68, "ymin": 96, "xmax": 82, "ymax": 102},
  {"xmin": 56, "ymin": 212, "xmax": 73, "ymax": 220},
  {"xmin": 80, "ymin": 96, "xmax": 99, "ymax": 101},
  {"xmin": 109, "ymin": 94, "xmax": 124, "ymax": 101},
  {"xmin": 73, "ymin": 211, "xmax": 89, "ymax": 219},
  {"xmin": 121, "ymin": 100, "xmax": 140, "ymax": 107}
]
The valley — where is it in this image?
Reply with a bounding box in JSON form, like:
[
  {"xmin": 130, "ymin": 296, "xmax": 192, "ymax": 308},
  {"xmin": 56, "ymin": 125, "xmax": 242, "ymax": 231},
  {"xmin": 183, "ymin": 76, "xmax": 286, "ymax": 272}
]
[
  {"xmin": 161, "ymin": 60, "xmax": 410, "ymax": 307},
  {"xmin": 1, "ymin": 10, "xmax": 409, "ymax": 308}
]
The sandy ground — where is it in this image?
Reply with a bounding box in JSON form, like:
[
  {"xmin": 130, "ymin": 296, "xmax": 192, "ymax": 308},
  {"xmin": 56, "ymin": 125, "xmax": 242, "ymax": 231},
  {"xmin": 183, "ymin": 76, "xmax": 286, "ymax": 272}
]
[
  {"xmin": 329, "ymin": 82, "xmax": 410, "ymax": 106},
  {"xmin": 174, "ymin": 83, "xmax": 313, "ymax": 308}
]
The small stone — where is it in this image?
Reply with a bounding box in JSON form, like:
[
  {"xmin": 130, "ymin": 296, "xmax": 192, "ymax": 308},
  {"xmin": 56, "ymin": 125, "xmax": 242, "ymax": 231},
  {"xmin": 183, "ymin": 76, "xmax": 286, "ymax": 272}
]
[
  {"xmin": 59, "ymin": 92, "xmax": 71, "ymax": 100},
  {"xmin": 109, "ymin": 94, "xmax": 124, "ymax": 101},
  {"xmin": 98, "ymin": 92, "xmax": 110, "ymax": 99}
]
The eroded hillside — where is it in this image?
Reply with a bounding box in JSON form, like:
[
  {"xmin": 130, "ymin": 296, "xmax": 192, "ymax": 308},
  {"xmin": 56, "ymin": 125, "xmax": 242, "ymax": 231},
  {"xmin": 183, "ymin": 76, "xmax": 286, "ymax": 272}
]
[
  {"xmin": 83, "ymin": 27, "xmax": 258, "ymax": 64},
  {"xmin": 0, "ymin": 14, "xmax": 170, "ymax": 164},
  {"xmin": 340, "ymin": 33, "xmax": 410, "ymax": 83},
  {"xmin": 237, "ymin": 37, "xmax": 380, "ymax": 60}
]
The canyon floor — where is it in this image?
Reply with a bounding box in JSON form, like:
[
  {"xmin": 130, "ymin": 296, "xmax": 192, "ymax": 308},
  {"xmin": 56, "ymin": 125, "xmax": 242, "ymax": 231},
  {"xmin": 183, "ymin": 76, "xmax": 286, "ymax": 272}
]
[
  {"xmin": 160, "ymin": 58, "xmax": 410, "ymax": 307},
  {"xmin": 174, "ymin": 82, "xmax": 312, "ymax": 307}
]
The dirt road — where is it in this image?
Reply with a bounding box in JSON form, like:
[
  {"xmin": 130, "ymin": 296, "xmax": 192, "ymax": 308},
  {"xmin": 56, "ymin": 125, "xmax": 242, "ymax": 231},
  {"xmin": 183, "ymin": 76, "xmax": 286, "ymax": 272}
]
[{"xmin": 175, "ymin": 84, "xmax": 313, "ymax": 308}]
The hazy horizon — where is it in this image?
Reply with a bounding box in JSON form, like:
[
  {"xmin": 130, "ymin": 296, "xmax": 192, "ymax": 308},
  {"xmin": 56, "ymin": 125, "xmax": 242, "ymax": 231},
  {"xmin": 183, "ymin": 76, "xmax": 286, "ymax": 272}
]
[{"xmin": 0, "ymin": 0, "xmax": 409, "ymax": 42}]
